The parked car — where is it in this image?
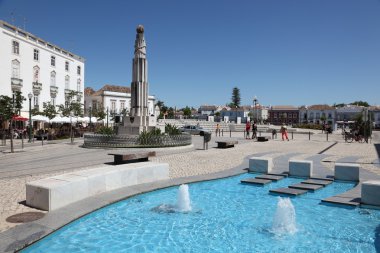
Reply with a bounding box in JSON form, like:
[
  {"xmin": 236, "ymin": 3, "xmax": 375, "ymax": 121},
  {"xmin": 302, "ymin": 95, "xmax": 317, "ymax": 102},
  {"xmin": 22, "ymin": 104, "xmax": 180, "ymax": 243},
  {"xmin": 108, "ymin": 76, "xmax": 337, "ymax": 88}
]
[{"xmin": 179, "ymin": 125, "xmax": 208, "ymax": 135}]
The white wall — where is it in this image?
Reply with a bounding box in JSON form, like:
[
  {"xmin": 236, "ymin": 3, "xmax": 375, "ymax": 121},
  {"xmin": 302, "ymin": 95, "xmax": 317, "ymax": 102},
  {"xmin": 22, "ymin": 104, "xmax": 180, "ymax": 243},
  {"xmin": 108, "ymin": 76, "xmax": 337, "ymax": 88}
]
[{"xmin": 0, "ymin": 21, "xmax": 85, "ymax": 117}]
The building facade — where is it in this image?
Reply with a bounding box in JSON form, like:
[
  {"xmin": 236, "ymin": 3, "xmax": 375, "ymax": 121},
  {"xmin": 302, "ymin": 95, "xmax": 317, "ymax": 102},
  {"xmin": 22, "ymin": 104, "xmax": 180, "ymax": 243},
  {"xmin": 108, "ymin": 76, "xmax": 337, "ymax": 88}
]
[
  {"xmin": 84, "ymin": 85, "xmax": 156, "ymax": 118},
  {"xmin": 268, "ymin": 106, "xmax": 299, "ymax": 125},
  {"xmin": 0, "ymin": 20, "xmax": 85, "ymax": 117},
  {"xmin": 299, "ymin": 104, "xmax": 336, "ymax": 125}
]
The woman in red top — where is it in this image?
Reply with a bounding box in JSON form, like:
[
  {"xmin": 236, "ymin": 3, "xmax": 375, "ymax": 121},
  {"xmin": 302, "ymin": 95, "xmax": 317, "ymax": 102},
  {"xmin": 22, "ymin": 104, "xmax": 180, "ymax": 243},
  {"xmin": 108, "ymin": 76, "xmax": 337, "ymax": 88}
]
[{"xmin": 245, "ymin": 121, "xmax": 251, "ymax": 139}]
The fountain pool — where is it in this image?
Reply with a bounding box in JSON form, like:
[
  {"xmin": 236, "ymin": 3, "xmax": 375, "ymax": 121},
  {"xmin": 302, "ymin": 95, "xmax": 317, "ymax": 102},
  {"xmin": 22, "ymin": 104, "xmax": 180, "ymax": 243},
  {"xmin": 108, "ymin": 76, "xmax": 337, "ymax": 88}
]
[{"xmin": 21, "ymin": 174, "xmax": 380, "ymax": 252}]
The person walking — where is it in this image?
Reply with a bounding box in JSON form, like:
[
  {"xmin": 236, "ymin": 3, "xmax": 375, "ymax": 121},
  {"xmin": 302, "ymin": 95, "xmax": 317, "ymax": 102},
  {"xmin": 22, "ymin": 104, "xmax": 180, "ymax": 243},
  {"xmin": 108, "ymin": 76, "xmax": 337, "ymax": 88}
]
[
  {"xmin": 251, "ymin": 122, "xmax": 257, "ymax": 139},
  {"xmin": 281, "ymin": 124, "xmax": 289, "ymax": 141},
  {"xmin": 215, "ymin": 123, "xmax": 220, "ymax": 136},
  {"xmin": 245, "ymin": 121, "xmax": 251, "ymax": 139}
]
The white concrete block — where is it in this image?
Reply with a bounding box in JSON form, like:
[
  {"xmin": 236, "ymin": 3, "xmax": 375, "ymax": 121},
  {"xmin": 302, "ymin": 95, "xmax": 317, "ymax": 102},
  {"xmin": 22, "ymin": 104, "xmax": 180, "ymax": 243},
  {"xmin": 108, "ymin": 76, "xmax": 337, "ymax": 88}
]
[
  {"xmin": 334, "ymin": 163, "xmax": 360, "ymax": 181},
  {"xmin": 289, "ymin": 160, "xmax": 313, "ymax": 178},
  {"xmin": 248, "ymin": 157, "xmax": 273, "ymax": 173},
  {"xmin": 26, "ymin": 162, "xmax": 170, "ymax": 211},
  {"xmin": 361, "ymin": 181, "xmax": 380, "ymax": 206}
]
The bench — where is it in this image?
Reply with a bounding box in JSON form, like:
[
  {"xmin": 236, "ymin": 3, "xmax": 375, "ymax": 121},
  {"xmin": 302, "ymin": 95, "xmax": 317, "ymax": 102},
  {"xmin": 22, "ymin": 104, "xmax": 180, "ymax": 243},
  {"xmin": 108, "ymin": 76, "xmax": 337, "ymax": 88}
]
[
  {"xmin": 289, "ymin": 160, "xmax": 313, "ymax": 178},
  {"xmin": 257, "ymin": 136, "xmax": 269, "ymax": 142},
  {"xmin": 108, "ymin": 151, "xmax": 156, "ymax": 164},
  {"xmin": 249, "ymin": 157, "xmax": 273, "ymax": 173},
  {"xmin": 216, "ymin": 141, "xmax": 238, "ymax": 148}
]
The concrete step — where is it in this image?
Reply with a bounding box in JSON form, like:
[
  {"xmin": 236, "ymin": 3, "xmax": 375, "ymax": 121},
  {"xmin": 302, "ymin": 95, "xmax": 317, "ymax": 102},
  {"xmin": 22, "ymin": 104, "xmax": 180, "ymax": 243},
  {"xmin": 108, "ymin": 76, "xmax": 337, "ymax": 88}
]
[
  {"xmin": 321, "ymin": 196, "xmax": 361, "ymax": 207},
  {"xmin": 255, "ymin": 175, "xmax": 285, "ymax": 181},
  {"xmin": 241, "ymin": 178, "xmax": 272, "ymax": 185},
  {"xmin": 289, "ymin": 183, "xmax": 323, "ymax": 191},
  {"xmin": 310, "ymin": 177, "xmax": 334, "ymax": 182},
  {"xmin": 269, "ymin": 187, "xmax": 308, "ymax": 196},
  {"xmin": 301, "ymin": 179, "xmax": 333, "ymax": 186}
]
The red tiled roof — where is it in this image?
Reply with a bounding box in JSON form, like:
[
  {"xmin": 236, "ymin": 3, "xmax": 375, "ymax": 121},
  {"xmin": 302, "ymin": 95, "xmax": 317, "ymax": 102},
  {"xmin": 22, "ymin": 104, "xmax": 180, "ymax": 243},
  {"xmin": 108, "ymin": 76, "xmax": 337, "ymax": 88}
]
[{"xmin": 91, "ymin": 84, "xmax": 131, "ymax": 96}]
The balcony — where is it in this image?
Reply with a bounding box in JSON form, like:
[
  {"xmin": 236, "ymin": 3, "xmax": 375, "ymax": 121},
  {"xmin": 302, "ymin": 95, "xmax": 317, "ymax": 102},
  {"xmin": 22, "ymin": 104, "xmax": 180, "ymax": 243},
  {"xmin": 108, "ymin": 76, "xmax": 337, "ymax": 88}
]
[
  {"xmin": 11, "ymin": 78, "xmax": 23, "ymax": 91},
  {"xmin": 50, "ymin": 86, "xmax": 58, "ymax": 98}
]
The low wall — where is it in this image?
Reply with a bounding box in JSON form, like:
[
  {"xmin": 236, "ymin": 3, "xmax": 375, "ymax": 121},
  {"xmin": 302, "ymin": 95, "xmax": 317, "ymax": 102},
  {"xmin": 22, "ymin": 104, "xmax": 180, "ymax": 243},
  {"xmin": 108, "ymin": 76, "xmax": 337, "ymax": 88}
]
[
  {"xmin": 83, "ymin": 133, "xmax": 192, "ymax": 148},
  {"xmin": 26, "ymin": 162, "xmax": 170, "ymax": 211}
]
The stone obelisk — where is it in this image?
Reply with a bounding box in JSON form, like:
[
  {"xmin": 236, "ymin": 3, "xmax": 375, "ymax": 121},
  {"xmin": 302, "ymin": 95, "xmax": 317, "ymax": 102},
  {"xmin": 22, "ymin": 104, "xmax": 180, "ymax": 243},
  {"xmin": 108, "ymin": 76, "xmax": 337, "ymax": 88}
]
[{"xmin": 120, "ymin": 25, "xmax": 156, "ymax": 135}]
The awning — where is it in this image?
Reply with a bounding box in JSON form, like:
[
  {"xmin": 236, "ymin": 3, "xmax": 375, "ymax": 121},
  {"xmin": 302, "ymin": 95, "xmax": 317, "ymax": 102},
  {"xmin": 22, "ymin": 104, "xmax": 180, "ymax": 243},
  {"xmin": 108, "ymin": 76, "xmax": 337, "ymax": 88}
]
[{"xmin": 12, "ymin": 115, "xmax": 28, "ymax": 121}]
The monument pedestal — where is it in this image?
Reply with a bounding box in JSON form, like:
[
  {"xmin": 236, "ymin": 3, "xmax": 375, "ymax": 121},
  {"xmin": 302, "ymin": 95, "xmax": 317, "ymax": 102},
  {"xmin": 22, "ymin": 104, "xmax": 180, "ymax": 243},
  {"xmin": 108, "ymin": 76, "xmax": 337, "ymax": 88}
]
[{"xmin": 117, "ymin": 115, "xmax": 157, "ymax": 135}]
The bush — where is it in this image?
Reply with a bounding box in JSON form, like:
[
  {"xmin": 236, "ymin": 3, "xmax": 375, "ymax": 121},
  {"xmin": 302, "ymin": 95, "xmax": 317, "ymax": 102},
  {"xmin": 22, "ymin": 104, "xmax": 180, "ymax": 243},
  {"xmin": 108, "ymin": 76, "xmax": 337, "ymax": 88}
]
[
  {"xmin": 165, "ymin": 123, "xmax": 181, "ymax": 135},
  {"xmin": 138, "ymin": 128, "xmax": 162, "ymax": 145},
  {"xmin": 96, "ymin": 126, "xmax": 114, "ymax": 135}
]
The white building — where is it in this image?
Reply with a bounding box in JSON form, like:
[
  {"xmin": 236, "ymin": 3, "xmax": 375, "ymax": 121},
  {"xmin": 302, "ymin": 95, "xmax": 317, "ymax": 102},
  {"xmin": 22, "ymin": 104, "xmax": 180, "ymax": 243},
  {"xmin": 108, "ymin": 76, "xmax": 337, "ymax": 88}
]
[
  {"xmin": 84, "ymin": 85, "xmax": 155, "ymax": 119},
  {"xmin": 0, "ymin": 20, "xmax": 85, "ymax": 117}
]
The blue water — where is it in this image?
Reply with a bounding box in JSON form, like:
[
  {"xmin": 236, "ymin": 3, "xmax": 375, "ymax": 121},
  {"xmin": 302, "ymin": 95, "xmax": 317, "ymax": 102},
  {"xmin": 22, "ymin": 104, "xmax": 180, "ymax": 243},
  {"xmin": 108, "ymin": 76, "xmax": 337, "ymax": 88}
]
[{"xmin": 22, "ymin": 174, "xmax": 380, "ymax": 253}]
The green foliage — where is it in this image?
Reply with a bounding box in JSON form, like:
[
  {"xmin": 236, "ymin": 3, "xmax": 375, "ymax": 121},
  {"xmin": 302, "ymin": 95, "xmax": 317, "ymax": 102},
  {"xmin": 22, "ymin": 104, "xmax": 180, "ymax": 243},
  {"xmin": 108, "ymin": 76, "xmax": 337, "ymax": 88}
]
[
  {"xmin": 231, "ymin": 87, "xmax": 241, "ymax": 108},
  {"xmin": 42, "ymin": 102, "xmax": 57, "ymax": 119},
  {"xmin": 183, "ymin": 106, "xmax": 192, "ymax": 118},
  {"xmin": 165, "ymin": 123, "xmax": 181, "ymax": 135},
  {"xmin": 138, "ymin": 128, "xmax": 163, "ymax": 145},
  {"xmin": 57, "ymin": 90, "xmax": 83, "ymax": 116},
  {"xmin": 350, "ymin": 101, "xmax": 370, "ymax": 107},
  {"xmin": 0, "ymin": 92, "xmax": 25, "ymax": 122},
  {"xmin": 95, "ymin": 126, "xmax": 114, "ymax": 135}
]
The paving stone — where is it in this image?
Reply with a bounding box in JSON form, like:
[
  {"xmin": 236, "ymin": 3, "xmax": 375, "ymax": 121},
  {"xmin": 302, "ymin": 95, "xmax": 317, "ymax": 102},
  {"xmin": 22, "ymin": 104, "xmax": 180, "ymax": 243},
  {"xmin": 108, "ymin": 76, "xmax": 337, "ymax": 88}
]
[
  {"xmin": 255, "ymin": 175, "xmax": 284, "ymax": 181},
  {"xmin": 301, "ymin": 179, "xmax": 333, "ymax": 186},
  {"xmin": 269, "ymin": 187, "xmax": 308, "ymax": 196},
  {"xmin": 241, "ymin": 178, "xmax": 272, "ymax": 185},
  {"xmin": 289, "ymin": 183, "xmax": 323, "ymax": 191}
]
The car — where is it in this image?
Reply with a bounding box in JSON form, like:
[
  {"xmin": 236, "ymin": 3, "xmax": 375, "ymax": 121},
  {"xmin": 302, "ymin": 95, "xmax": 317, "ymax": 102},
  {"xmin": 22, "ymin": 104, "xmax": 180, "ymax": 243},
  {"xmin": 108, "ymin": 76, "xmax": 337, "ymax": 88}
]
[{"xmin": 179, "ymin": 125, "xmax": 208, "ymax": 135}]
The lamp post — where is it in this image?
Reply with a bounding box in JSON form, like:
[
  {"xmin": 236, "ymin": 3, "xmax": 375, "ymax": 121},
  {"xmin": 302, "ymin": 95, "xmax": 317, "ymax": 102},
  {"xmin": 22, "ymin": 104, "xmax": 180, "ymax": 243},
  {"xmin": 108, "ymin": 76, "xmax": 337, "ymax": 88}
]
[
  {"xmin": 106, "ymin": 107, "xmax": 109, "ymax": 128},
  {"xmin": 28, "ymin": 93, "xmax": 33, "ymax": 142},
  {"xmin": 70, "ymin": 111, "xmax": 74, "ymax": 144},
  {"xmin": 253, "ymin": 96, "xmax": 258, "ymax": 123},
  {"xmin": 89, "ymin": 106, "xmax": 92, "ymax": 131}
]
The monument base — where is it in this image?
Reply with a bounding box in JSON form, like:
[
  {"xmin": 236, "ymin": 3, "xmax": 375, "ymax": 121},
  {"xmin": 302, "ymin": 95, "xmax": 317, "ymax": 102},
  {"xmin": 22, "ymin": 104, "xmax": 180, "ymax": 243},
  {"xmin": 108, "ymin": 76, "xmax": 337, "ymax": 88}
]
[{"xmin": 117, "ymin": 115, "xmax": 158, "ymax": 135}]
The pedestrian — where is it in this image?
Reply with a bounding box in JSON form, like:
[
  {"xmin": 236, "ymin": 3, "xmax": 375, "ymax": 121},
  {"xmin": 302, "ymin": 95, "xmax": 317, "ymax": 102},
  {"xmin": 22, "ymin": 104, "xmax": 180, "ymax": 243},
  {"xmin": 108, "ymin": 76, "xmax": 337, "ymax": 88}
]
[
  {"xmin": 251, "ymin": 122, "xmax": 257, "ymax": 139},
  {"xmin": 215, "ymin": 123, "xmax": 220, "ymax": 136},
  {"xmin": 281, "ymin": 124, "xmax": 289, "ymax": 141},
  {"xmin": 245, "ymin": 121, "xmax": 251, "ymax": 139},
  {"xmin": 272, "ymin": 129, "xmax": 277, "ymax": 139}
]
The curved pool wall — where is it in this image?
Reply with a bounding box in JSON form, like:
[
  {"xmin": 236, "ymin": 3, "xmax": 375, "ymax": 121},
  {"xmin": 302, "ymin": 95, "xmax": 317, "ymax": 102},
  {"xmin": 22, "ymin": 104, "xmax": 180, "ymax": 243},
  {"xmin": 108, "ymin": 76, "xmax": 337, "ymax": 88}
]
[
  {"xmin": 21, "ymin": 174, "xmax": 380, "ymax": 253},
  {"xmin": 83, "ymin": 133, "xmax": 192, "ymax": 148}
]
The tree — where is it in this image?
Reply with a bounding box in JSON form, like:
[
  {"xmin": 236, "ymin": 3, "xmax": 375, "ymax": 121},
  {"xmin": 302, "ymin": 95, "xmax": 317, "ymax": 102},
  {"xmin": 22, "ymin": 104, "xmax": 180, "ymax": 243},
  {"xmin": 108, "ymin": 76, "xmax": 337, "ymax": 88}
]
[
  {"xmin": 57, "ymin": 91, "xmax": 83, "ymax": 116},
  {"xmin": 350, "ymin": 101, "xmax": 370, "ymax": 107},
  {"xmin": 231, "ymin": 87, "xmax": 241, "ymax": 108},
  {"xmin": 183, "ymin": 106, "xmax": 192, "ymax": 118},
  {"xmin": 42, "ymin": 102, "xmax": 57, "ymax": 120}
]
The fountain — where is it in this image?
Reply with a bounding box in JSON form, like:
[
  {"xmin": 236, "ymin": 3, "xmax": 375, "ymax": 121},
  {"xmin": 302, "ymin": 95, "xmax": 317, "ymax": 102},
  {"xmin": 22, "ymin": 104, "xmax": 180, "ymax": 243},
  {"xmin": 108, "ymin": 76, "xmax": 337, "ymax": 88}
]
[
  {"xmin": 152, "ymin": 184, "xmax": 192, "ymax": 213},
  {"xmin": 177, "ymin": 184, "xmax": 191, "ymax": 212},
  {"xmin": 271, "ymin": 197, "xmax": 297, "ymax": 236}
]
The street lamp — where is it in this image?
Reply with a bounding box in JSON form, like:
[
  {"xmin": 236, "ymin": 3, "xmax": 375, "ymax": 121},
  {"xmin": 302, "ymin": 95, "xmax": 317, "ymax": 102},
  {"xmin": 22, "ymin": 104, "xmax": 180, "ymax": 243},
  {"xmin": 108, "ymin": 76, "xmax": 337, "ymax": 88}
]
[
  {"xmin": 106, "ymin": 107, "xmax": 109, "ymax": 128},
  {"xmin": 70, "ymin": 111, "xmax": 74, "ymax": 144},
  {"xmin": 28, "ymin": 93, "xmax": 33, "ymax": 142},
  {"xmin": 253, "ymin": 96, "xmax": 258, "ymax": 123},
  {"xmin": 89, "ymin": 106, "xmax": 92, "ymax": 130}
]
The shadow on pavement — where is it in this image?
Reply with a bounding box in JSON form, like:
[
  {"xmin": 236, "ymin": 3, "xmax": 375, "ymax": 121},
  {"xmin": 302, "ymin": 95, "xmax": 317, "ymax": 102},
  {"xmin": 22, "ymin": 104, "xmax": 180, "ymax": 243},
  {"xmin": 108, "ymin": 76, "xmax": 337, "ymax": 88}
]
[{"xmin": 375, "ymin": 144, "xmax": 380, "ymax": 160}]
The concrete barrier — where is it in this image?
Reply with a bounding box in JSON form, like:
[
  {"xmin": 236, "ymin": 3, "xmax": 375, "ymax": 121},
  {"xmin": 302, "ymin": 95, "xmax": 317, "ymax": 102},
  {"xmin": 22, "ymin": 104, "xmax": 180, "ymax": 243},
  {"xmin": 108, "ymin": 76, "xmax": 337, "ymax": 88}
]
[
  {"xmin": 334, "ymin": 163, "xmax": 360, "ymax": 181},
  {"xmin": 361, "ymin": 181, "xmax": 380, "ymax": 206},
  {"xmin": 248, "ymin": 157, "xmax": 273, "ymax": 173},
  {"xmin": 26, "ymin": 162, "xmax": 169, "ymax": 211},
  {"xmin": 289, "ymin": 160, "xmax": 313, "ymax": 178}
]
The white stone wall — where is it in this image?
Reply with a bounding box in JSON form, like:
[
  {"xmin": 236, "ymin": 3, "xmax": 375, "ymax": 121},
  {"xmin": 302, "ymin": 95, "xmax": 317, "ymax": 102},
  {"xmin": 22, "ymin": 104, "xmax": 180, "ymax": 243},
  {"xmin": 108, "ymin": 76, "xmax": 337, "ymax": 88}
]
[{"xmin": 0, "ymin": 20, "xmax": 85, "ymax": 117}]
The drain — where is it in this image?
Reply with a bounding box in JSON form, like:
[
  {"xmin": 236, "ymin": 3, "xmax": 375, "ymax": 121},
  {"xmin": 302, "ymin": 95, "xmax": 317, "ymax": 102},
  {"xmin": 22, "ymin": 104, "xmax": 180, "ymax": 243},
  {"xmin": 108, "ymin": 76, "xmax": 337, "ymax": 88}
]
[{"xmin": 6, "ymin": 212, "xmax": 45, "ymax": 223}]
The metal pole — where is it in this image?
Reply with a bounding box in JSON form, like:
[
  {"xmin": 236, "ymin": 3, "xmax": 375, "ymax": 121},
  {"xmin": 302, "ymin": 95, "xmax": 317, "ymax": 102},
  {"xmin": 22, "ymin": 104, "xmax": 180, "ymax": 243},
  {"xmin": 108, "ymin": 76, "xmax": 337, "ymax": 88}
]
[
  {"xmin": 89, "ymin": 106, "xmax": 92, "ymax": 131},
  {"xmin": 10, "ymin": 94, "xmax": 15, "ymax": 153},
  {"xmin": 291, "ymin": 131, "xmax": 293, "ymax": 140},
  {"xmin": 308, "ymin": 131, "xmax": 310, "ymax": 140},
  {"xmin": 70, "ymin": 114, "xmax": 74, "ymax": 144},
  {"xmin": 230, "ymin": 130, "xmax": 231, "ymax": 138},
  {"xmin": 106, "ymin": 107, "xmax": 109, "ymax": 128},
  {"xmin": 21, "ymin": 134, "xmax": 24, "ymax": 149},
  {"xmin": 28, "ymin": 96, "xmax": 32, "ymax": 142}
]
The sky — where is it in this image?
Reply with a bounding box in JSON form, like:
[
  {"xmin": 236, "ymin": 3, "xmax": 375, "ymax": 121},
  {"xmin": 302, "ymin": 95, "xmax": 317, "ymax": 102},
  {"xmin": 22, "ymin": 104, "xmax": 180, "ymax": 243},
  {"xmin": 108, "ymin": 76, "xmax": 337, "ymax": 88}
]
[{"xmin": 1, "ymin": 0, "xmax": 380, "ymax": 108}]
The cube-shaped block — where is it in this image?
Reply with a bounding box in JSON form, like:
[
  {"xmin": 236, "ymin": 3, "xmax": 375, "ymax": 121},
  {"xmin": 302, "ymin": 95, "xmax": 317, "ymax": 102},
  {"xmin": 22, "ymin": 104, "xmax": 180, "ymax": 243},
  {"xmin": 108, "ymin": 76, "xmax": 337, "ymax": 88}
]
[
  {"xmin": 334, "ymin": 163, "xmax": 360, "ymax": 181},
  {"xmin": 361, "ymin": 181, "xmax": 380, "ymax": 206},
  {"xmin": 289, "ymin": 160, "xmax": 313, "ymax": 178},
  {"xmin": 249, "ymin": 157, "xmax": 273, "ymax": 173}
]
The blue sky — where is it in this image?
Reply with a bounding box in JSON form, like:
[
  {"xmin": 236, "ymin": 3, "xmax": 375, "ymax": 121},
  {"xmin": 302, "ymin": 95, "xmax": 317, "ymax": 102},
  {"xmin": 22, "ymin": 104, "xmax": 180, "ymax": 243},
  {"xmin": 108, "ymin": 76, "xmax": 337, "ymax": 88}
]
[{"xmin": 1, "ymin": 0, "xmax": 380, "ymax": 108}]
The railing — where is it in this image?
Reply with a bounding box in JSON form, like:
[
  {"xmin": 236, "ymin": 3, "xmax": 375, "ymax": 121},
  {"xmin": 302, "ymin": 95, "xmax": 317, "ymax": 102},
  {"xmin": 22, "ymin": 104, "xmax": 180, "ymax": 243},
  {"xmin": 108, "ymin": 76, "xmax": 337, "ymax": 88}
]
[{"xmin": 83, "ymin": 133, "xmax": 192, "ymax": 148}]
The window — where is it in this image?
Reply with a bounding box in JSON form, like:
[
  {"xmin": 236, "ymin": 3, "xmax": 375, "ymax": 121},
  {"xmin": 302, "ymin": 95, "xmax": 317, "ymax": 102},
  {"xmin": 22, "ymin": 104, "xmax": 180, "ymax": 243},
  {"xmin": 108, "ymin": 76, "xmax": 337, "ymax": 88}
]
[
  {"xmin": 316, "ymin": 113, "xmax": 320, "ymax": 119},
  {"xmin": 111, "ymin": 100, "xmax": 116, "ymax": 113},
  {"xmin": 293, "ymin": 113, "xmax": 297, "ymax": 118},
  {"xmin": 33, "ymin": 66, "xmax": 40, "ymax": 83},
  {"xmin": 33, "ymin": 49, "xmax": 39, "ymax": 61},
  {"xmin": 77, "ymin": 78, "xmax": 81, "ymax": 92},
  {"xmin": 77, "ymin": 66, "xmax": 81, "ymax": 75},
  {"xmin": 65, "ymin": 75, "xmax": 70, "ymax": 89},
  {"xmin": 273, "ymin": 112, "xmax": 277, "ymax": 118},
  {"xmin": 11, "ymin": 60, "xmax": 20, "ymax": 78},
  {"xmin": 33, "ymin": 95, "xmax": 39, "ymax": 108},
  {"xmin": 51, "ymin": 56, "xmax": 55, "ymax": 66},
  {"xmin": 65, "ymin": 61, "xmax": 69, "ymax": 71},
  {"xmin": 51, "ymin": 97, "xmax": 56, "ymax": 107},
  {"xmin": 12, "ymin": 41, "xmax": 19, "ymax": 54},
  {"xmin": 328, "ymin": 113, "xmax": 332, "ymax": 119},
  {"xmin": 50, "ymin": 71, "xmax": 56, "ymax": 86},
  {"xmin": 92, "ymin": 101, "xmax": 97, "ymax": 110},
  {"xmin": 120, "ymin": 101, "xmax": 125, "ymax": 110}
]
